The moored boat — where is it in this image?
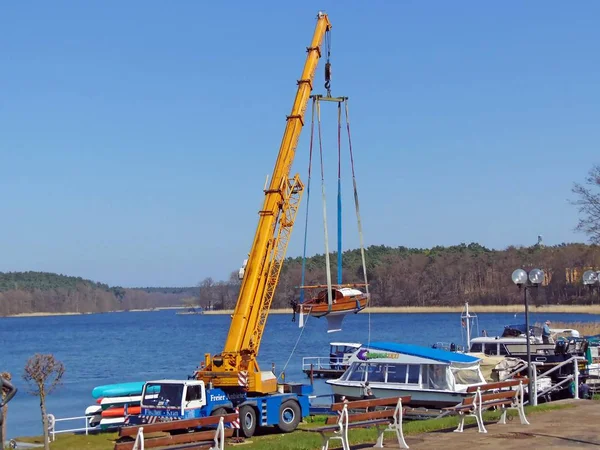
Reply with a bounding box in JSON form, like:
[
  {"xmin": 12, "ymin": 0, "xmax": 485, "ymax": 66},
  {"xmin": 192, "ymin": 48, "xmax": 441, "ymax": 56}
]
[
  {"xmin": 302, "ymin": 342, "xmax": 361, "ymax": 378},
  {"xmin": 327, "ymin": 341, "xmax": 486, "ymax": 408}
]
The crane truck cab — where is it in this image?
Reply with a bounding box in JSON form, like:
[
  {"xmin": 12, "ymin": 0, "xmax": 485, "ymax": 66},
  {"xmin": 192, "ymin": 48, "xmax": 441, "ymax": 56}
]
[{"xmin": 127, "ymin": 379, "xmax": 311, "ymax": 438}]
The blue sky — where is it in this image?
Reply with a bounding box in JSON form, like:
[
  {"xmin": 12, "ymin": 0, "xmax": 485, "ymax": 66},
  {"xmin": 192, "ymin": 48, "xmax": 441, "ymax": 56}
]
[{"xmin": 1, "ymin": 1, "xmax": 599, "ymax": 287}]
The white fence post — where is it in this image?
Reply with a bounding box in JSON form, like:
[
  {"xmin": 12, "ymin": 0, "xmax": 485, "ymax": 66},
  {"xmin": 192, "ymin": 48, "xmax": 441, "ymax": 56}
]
[
  {"xmin": 573, "ymin": 358, "xmax": 579, "ymax": 399},
  {"xmin": 531, "ymin": 367, "xmax": 538, "ymax": 406},
  {"xmin": 47, "ymin": 414, "xmax": 56, "ymax": 442}
]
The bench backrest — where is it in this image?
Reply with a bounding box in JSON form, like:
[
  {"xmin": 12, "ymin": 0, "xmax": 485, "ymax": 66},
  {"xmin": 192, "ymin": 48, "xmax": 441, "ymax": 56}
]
[
  {"xmin": 326, "ymin": 396, "xmax": 411, "ymax": 425},
  {"xmin": 466, "ymin": 378, "xmax": 529, "ymax": 393},
  {"xmin": 330, "ymin": 395, "xmax": 411, "ymax": 411},
  {"xmin": 119, "ymin": 412, "xmax": 239, "ymax": 437}
]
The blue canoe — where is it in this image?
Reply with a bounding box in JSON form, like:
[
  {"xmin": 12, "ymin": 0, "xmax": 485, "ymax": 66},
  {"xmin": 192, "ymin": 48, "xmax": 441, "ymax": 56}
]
[{"xmin": 92, "ymin": 381, "xmax": 146, "ymax": 399}]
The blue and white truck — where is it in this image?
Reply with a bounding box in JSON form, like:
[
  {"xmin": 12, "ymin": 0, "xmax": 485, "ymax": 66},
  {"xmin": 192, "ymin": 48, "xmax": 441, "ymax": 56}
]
[{"xmin": 127, "ymin": 379, "xmax": 312, "ymax": 437}]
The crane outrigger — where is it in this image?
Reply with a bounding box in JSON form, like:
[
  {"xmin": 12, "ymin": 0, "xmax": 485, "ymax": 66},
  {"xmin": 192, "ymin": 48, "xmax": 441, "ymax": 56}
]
[{"xmin": 127, "ymin": 12, "xmax": 333, "ymax": 438}]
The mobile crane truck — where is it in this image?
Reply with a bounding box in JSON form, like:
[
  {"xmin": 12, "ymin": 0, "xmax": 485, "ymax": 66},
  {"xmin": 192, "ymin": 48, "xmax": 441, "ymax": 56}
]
[{"xmin": 127, "ymin": 12, "xmax": 333, "ymax": 438}]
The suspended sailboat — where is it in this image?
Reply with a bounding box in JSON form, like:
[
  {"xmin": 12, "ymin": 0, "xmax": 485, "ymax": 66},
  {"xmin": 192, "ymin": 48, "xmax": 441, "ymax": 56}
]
[
  {"xmin": 298, "ymin": 285, "xmax": 368, "ymax": 332},
  {"xmin": 296, "ymin": 91, "xmax": 370, "ymax": 333}
]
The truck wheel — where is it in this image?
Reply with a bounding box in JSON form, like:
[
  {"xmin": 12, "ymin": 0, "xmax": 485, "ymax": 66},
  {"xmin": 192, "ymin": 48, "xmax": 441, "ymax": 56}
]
[
  {"xmin": 211, "ymin": 407, "xmax": 227, "ymax": 416},
  {"xmin": 239, "ymin": 404, "xmax": 256, "ymax": 438},
  {"xmin": 276, "ymin": 400, "xmax": 301, "ymax": 433}
]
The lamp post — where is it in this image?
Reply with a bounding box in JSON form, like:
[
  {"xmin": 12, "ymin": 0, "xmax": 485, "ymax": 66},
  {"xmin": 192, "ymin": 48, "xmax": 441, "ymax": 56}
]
[
  {"xmin": 583, "ymin": 270, "xmax": 600, "ymax": 294},
  {"xmin": 511, "ymin": 267, "xmax": 544, "ymax": 404}
]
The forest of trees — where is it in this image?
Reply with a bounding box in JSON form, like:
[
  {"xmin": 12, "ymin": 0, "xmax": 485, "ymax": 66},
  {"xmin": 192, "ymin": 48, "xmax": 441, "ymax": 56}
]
[
  {"xmin": 0, "ymin": 272, "xmax": 197, "ymax": 316},
  {"xmin": 196, "ymin": 242, "xmax": 600, "ymax": 310},
  {"xmin": 1, "ymin": 243, "xmax": 599, "ymax": 317}
]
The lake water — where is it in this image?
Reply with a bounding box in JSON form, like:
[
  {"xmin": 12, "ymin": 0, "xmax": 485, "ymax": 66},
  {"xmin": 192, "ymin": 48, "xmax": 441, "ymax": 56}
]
[{"xmin": 1, "ymin": 309, "xmax": 599, "ymax": 438}]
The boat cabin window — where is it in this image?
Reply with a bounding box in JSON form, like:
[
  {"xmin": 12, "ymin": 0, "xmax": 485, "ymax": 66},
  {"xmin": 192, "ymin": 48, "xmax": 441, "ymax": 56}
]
[
  {"xmin": 425, "ymin": 365, "xmax": 449, "ymax": 390},
  {"xmin": 381, "ymin": 364, "xmax": 420, "ymax": 384},
  {"xmin": 407, "ymin": 365, "xmax": 420, "ymax": 384},
  {"xmin": 451, "ymin": 366, "xmax": 483, "ymax": 385},
  {"xmin": 469, "ymin": 343, "xmax": 483, "ymax": 353},
  {"xmin": 484, "ymin": 344, "xmax": 498, "ymax": 356},
  {"xmin": 498, "ymin": 344, "xmax": 509, "ymax": 355},
  {"xmin": 346, "ymin": 362, "xmax": 367, "ymax": 382},
  {"xmin": 331, "ymin": 345, "xmax": 357, "ymax": 356},
  {"xmin": 385, "ymin": 364, "xmax": 407, "ymax": 383},
  {"xmin": 367, "ymin": 363, "xmax": 386, "ymax": 382}
]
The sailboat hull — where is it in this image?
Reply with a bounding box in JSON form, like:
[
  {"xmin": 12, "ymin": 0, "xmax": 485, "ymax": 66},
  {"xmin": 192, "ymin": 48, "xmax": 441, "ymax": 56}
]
[{"xmin": 299, "ymin": 297, "xmax": 367, "ymax": 317}]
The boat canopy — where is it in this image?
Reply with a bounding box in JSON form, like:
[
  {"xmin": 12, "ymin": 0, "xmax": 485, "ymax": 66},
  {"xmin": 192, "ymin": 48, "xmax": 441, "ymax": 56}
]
[
  {"xmin": 330, "ymin": 342, "xmax": 361, "ymax": 348},
  {"xmin": 350, "ymin": 342, "xmax": 480, "ymax": 366},
  {"xmin": 369, "ymin": 342, "xmax": 480, "ymax": 364}
]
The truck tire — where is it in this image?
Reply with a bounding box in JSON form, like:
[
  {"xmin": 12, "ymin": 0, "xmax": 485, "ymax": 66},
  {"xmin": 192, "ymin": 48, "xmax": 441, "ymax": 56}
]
[
  {"xmin": 211, "ymin": 407, "xmax": 227, "ymax": 416},
  {"xmin": 239, "ymin": 404, "xmax": 257, "ymax": 438},
  {"xmin": 275, "ymin": 400, "xmax": 301, "ymax": 433}
]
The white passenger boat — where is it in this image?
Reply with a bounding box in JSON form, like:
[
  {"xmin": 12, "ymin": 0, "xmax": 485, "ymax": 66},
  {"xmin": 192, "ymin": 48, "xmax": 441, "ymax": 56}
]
[{"xmin": 326, "ymin": 341, "xmax": 486, "ymax": 408}]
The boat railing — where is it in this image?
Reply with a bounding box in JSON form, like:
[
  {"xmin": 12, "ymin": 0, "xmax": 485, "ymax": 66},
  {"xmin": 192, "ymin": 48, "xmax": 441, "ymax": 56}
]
[
  {"xmin": 302, "ymin": 356, "xmax": 348, "ymax": 371},
  {"xmin": 432, "ymin": 342, "xmax": 465, "ymax": 353},
  {"xmin": 529, "ymin": 356, "xmax": 587, "ymax": 406},
  {"xmin": 46, "ymin": 413, "xmax": 98, "ymax": 441}
]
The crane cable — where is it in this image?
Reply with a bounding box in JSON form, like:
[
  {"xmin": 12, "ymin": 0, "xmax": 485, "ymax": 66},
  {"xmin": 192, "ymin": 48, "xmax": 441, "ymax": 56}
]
[
  {"xmin": 344, "ymin": 99, "xmax": 371, "ymax": 347},
  {"xmin": 299, "ymin": 99, "xmax": 316, "ymax": 305},
  {"xmin": 278, "ymin": 305, "xmax": 312, "ymax": 381},
  {"xmin": 317, "ymin": 98, "xmax": 334, "ymax": 312}
]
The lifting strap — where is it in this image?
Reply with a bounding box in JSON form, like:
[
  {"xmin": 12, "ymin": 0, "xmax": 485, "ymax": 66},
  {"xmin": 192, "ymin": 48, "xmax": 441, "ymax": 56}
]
[
  {"xmin": 344, "ymin": 99, "xmax": 371, "ymax": 346},
  {"xmin": 344, "ymin": 100, "xmax": 369, "ymax": 295},
  {"xmin": 336, "ymin": 100, "xmax": 343, "ymax": 285}
]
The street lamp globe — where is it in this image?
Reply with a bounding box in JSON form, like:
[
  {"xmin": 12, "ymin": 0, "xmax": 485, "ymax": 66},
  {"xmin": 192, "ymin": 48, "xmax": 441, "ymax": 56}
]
[
  {"xmin": 511, "ymin": 269, "xmax": 528, "ymax": 286},
  {"xmin": 528, "ymin": 268, "xmax": 545, "ymax": 285},
  {"xmin": 583, "ymin": 270, "xmax": 598, "ymax": 285}
]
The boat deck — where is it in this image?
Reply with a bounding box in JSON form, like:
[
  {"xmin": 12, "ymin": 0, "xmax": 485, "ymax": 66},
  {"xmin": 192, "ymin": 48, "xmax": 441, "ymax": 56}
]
[{"xmin": 303, "ymin": 367, "xmax": 345, "ymax": 379}]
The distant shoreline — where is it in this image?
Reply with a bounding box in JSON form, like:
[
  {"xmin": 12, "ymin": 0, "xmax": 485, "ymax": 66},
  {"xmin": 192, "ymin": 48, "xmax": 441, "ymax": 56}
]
[
  {"xmin": 2, "ymin": 306, "xmax": 183, "ymax": 318},
  {"xmin": 3, "ymin": 304, "xmax": 600, "ymax": 318},
  {"xmin": 205, "ymin": 304, "xmax": 600, "ymax": 315}
]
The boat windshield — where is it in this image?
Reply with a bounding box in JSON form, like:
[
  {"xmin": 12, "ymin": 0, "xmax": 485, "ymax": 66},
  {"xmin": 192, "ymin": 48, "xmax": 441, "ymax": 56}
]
[
  {"xmin": 330, "ymin": 345, "xmax": 358, "ymax": 355},
  {"xmin": 341, "ymin": 362, "xmax": 367, "ymax": 382}
]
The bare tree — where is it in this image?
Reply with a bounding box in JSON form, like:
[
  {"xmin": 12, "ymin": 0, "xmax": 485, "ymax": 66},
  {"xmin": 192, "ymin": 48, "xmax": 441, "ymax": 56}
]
[
  {"xmin": 198, "ymin": 277, "xmax": 215, "ymax": 309},
  {"xmin": 22, "ymin": 354, "xmax": 65, "ymax": 450},
  {"xmin": 572, "ymin": 165, "xmax": 600, "ymax": 244}
]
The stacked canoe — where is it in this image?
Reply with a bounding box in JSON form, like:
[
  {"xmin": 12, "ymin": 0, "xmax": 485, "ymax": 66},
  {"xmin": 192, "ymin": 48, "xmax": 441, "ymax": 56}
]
[{"xmin": 86, "ymin": 381, "xmax": 146, "ymax": 430}]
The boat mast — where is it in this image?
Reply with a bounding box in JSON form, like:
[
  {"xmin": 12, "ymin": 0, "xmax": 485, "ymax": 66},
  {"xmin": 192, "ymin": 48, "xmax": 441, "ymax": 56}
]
[{"xmin": 461, "ymin": 302, "xmax": 477, "ymax": 350}]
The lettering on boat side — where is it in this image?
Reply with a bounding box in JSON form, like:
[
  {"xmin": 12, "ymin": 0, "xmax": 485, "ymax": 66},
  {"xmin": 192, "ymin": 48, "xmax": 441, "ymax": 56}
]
[{"xmin": 357, "ymin": 349, "xmax": 399, "ymax": 361}]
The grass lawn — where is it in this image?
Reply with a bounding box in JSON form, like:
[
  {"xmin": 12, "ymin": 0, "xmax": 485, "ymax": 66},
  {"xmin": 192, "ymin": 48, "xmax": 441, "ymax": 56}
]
[{"xmin": 14, "ymin": 402, "xmax": 577, "ymax": 450}]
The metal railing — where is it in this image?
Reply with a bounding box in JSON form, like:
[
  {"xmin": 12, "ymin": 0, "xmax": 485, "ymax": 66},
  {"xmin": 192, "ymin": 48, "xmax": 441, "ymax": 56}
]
[
  {"xmin": 302, "ymin": 356, "xmax": 347, "ymax": 371},
  {"xmin": 47, "ymin": 413, "xmax": 95, "ymax": 442},
  {"xmin": 496, "ymin": 355, "xmax": 587, "ymax": 406},
  {"xmin": 529, "ymin": 356, "xmax": 586, "ymax": 406}
]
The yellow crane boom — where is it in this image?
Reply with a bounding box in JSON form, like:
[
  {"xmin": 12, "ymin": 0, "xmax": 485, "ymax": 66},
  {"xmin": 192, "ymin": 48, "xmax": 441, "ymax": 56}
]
[{"xmin": 197, "ymin": 12, "xmax": 332, "ymax": 394}]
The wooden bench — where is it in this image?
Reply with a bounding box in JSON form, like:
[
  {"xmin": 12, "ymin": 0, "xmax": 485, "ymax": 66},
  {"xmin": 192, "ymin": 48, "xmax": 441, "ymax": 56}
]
[
  {"xmin": 443, "ymin": 378, "xmax": 530, "ymax": 434},
  {"xmin": 113, "ymin": 413, "xmax": 238, "ymax": 450},
  {"xmin": 300, "ymin": 396, "xmax": 411, "ymax": 450}
]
